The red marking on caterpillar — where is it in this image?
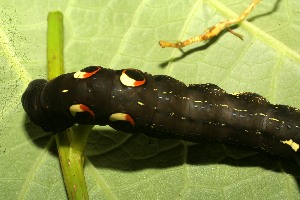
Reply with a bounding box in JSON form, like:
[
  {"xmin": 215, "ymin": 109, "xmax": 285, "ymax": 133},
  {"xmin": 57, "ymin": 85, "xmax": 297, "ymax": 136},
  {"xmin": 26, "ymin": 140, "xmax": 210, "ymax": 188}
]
[
  {"xmin": 74, "ymin": 66, "xmax": 101, "ymax": 79},
  {"xmin": 125, "ymin": 114, "xmax": 135, "ymax": 126},
  {"xmin": 79, "ymin": 104, "xmax": 95, "ymax": 117},
  {"xmin": 83, "ymin": 66, "xmax": 101, "ymax": 78},
  {"xmin": 70, "ymin": 104, "xmax": 95, "ymax": 117}
]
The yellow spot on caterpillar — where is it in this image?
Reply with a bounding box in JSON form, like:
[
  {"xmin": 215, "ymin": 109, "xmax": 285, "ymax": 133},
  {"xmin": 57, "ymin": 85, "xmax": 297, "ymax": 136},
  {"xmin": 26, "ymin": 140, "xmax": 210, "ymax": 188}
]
[
  {"xmin": 281, "ymin": 139, "xmax": 299, "ymax": 152},
  {"xmin": 62, "ymin": 89, "xmax": 68, "ymax": 93},
  {"xmin": 221, "ymin": 104, "xmax": 228, "ymax": 107},
  {"xmin": 194, "ymin": 100, "xmax": 202, "ymax": 103},
  {"xmin": 138, "ymin": 102, "xmax": 144, "ymax": 106},
  {"xmin": 233, "ymin": 108, "xmax": 248, "ymax": 112},
  {"xmin": 255, "ymin": 113, "xmax": 267, "ymax": 117},
  {"xmin": 269, "ymin": 118, "xmax": 279, "ymax": 122},
  {"xmin": 231, "ymin": 92, "xmax": 241, "ymax": 95}
]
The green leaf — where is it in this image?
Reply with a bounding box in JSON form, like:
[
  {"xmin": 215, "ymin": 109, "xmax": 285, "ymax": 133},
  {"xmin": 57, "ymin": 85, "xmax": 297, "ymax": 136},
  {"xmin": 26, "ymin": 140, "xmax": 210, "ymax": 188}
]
[{"xmin": 1, "ymin": 0, "xmax": 300, "ymax": 199}]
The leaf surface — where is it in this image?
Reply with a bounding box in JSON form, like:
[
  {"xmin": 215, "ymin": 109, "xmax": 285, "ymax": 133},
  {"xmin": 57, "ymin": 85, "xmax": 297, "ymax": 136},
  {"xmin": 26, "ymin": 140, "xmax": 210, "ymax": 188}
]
[{"xmin": 0, "ymin": 0, "xmax": 300, "ymax": 199}]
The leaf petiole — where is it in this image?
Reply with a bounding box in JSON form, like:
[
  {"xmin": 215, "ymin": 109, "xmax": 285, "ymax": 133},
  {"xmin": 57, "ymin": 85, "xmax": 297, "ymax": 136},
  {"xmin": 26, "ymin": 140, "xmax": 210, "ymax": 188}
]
[{"xmin": 47, "ymin": 11, "xmax": 92, "ymax": 200}]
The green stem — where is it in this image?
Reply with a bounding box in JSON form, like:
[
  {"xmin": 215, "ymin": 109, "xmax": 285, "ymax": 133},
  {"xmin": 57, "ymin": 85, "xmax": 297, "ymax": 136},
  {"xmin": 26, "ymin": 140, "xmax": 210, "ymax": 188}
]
[
  {"xmin": 47, "ymin": 11, "xmax": 92, "ymax": 200},
  {"xmin": 47, "ymin": 11, "xmax": 64, "ymax": 80},
  {"xmin": 55, "ymin": 126, "xmax": 92, "ymax": 200}
]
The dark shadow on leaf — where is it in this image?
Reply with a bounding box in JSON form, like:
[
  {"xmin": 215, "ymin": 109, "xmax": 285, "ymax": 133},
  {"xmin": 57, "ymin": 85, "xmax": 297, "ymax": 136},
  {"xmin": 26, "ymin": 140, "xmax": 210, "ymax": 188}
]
[
  {"xmin": 159, "ymin": 36, "xmax": 220, "ymax": 68},
  {"xmin": 23, "ymin": 114, "xmax": 54, "ymax": 149},
  {"xmin": 86, "ymin": 129, "xmax": 300, "ymax": 181},
  {"xmin": 24, "ymin": 119, "xmax": 300, "ymax": 190},
  {"xmin": 247, "ymin": 0, "xmax": 281, "ymax": 22}
]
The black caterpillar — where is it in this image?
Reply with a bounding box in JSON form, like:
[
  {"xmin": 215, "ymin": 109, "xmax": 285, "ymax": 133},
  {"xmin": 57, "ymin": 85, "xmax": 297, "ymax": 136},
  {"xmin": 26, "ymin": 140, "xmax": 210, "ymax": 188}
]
[{"xmin": 22, "ymin": 66, "xmax": 300, "ymax": 162}]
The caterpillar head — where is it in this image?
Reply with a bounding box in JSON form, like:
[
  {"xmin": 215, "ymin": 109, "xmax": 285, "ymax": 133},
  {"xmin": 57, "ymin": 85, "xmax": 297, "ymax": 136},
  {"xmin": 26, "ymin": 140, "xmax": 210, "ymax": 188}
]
[{"xmin": 21, "ymin": 79, "xmax": 74, "ymax": 132}]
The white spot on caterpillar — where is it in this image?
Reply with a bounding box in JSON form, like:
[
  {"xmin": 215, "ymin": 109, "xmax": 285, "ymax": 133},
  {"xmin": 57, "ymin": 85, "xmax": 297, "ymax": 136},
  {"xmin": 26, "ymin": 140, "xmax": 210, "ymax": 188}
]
[
  {"xmin": 70, "ymin": 104, "xmax": 84, "ymax": 116},
  {"xmin": 62, "ymin": 89, "xmax": 68, "ymax": 93},
  {"xmin": 69, "ymin": 104, "xmax": 95, "ymax": 117},
  {"xmin": 120, "ymin": 70, "xmax": 146, "ymax": 87},
  {"xmin": 73, "ymin": 71, "xmax": 89, "ymax": 79},
  {"xmin": 281, "ymin": 139, "xmax": 299, "ymax": 152},
  {"xmin": 120, "ymin": 71, "xmax": 136, "ymax": 86},
  {"xmin": 109, "ymin": 113, "xmax": 135, "ymax": 126},
  {"xmin": 109, "ymin": 113, "xmax": 125, "ymax": 121}
]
